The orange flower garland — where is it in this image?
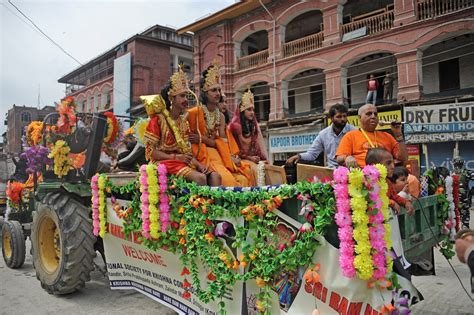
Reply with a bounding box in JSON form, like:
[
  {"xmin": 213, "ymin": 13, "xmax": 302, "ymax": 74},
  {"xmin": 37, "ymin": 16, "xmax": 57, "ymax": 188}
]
[{"xmin": 26, "ymin": 121, "xmax": 44, "ymax": 146}]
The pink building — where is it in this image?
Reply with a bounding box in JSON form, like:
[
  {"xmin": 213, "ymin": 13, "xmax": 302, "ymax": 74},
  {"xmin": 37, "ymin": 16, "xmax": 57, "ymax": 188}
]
[
  {"xmin": 178, "ymin": 0, "xmax": 474, "ymax": 165},
  {"xmin": 178, "ymin": 0, "xmax": 473, "ymax": 120},
  {"xmin": 59, "ymin": 25, "xmax": 193, "ymax": 115}
]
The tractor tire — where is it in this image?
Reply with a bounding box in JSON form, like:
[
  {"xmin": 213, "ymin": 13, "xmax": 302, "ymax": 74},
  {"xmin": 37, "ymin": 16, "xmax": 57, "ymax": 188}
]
[
  {"xmin": 31, "ymin": 192, "xmax": 96, "ymax": 294},
  {"xmin": 2, "ymin": 220, "xmax": 26, "ymax": 268}
]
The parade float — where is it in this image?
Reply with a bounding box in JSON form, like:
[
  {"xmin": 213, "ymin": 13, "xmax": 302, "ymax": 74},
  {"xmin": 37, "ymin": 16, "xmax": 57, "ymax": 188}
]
[{"xmin": 2, "ymin": 97, "xmax": 461, "ymax": 314}]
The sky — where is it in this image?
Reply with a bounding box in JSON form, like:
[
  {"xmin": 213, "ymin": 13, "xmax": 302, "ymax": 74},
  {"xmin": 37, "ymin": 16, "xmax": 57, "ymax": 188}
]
[{"xmin": 0, "ymin": 0, "xmax": 235, "ymax": 136}]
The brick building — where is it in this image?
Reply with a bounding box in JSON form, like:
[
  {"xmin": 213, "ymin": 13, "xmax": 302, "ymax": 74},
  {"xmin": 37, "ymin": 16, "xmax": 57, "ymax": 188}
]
[
  {"xmin": 4, "ymin": 105, "xmax": 56, "ymax": 155},
  {"xmin": 58, "ymin": 25, "xmax": 193, "ymax": 116},
  {"xmin": 178, "ymin": 0, "xmax": 474, "ymax": 167}
]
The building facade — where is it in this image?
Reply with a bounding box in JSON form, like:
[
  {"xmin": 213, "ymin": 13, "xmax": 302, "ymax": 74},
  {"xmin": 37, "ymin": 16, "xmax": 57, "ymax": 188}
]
[
  {"xmin": 4, "ymin": 105, "xmax": 56, "ymax": 155},
  {"xmin": 178, "ymin": 0, "xmax": 474, "ymax": 167},
  {"xmin": 58, "ymin": 25, "xmax": 193, "ymax": 115}
]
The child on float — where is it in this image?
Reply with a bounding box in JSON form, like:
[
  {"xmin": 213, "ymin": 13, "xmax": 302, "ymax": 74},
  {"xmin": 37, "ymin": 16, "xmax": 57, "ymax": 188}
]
[{"xmin": 365, "ymin": 148, "xmax": 413, "ymax": 271}]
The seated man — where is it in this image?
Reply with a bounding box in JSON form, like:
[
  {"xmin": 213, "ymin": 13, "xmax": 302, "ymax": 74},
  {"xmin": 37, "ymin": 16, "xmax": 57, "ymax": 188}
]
[
  {"xmin": 336, "ymin": 104, "xmax": 407, "ymax": 168},
  {"xmin": 286, "ymin": 104, "xmax": 355, "ymax": 168}
]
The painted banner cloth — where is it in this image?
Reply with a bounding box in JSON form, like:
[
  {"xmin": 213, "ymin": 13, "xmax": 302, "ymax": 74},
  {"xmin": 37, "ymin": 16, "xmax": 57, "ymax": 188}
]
[{"xmin": 104, "ymin": 200, "xmax": 420, "ymax": 314}]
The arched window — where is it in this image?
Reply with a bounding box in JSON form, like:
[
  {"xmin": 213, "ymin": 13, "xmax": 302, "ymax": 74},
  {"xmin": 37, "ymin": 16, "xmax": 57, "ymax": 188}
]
[{"xmin": 21, "ymin": 112, "xmax": 31, "ymax": 123}]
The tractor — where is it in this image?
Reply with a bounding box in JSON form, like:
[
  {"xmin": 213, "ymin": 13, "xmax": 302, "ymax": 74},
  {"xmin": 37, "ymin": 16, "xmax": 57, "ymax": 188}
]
[{"xmin": 2, "ymin": 112, "xmax": 107, "ymax": 294}]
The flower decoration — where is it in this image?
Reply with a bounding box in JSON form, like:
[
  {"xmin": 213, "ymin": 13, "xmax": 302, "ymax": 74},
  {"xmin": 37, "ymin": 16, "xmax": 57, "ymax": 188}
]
[
  {"xmin": 48, "ymin": 140, "xmax": 72, "ymax": 178},
  {"xmin": 334, "ymin": 165, "xmax": 392, "ymax": 282},
  {"xmin": 444, "ymin": 176, "xmax": 456, "ymax": 241},
  {"xmin": 91, "ymin": 173, "xmax": 108, "ymax": 237},
  {"xmin": 21, "ymin": 145, "xmax": 51, "ymax": 174},
  {"xmin": 26, "ymin": 121, "xmax": 44, "ymax": 146},
  {"xmin": 6, "ymin": 181, "xmax": 25, "ymax": 205},
  {"xmin": 133, "ymin": 118, "xmax": 149, "ymax": 145},
  {"xmin": 102, "ymin": 112, "xmax": 124, "ymax": 159},
  {"xmin": 56, "ymin": 96, "xmax": 77, "ymax": 134}
]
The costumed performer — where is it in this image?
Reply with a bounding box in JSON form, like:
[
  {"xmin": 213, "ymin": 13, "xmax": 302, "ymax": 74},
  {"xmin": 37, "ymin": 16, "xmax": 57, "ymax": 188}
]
[
  {"xmin": 187, "ymin": 62, "xmax": 249, "ymax": 186},
  {"xmin": 142, "ymin": 68, "xmax": 221, "ymax": 186},
  {"xmin": 228, "ymin": 89, "xmax": 268, "ymax": 179}
]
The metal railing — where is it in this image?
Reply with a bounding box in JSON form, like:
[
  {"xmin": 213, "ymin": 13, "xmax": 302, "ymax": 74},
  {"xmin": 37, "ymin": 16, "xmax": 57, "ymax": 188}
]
[
  {"xmin": 237, "ymin": 49, "xmax": 269, "ymax": 71},
  {"xmin": 416, "ymin": 0, "xmax": 473, "ymax": 20},
  {"xmin": 282, "ymin": 32, "xmax": 324, "ymax": 58},
  {"xmin": 341, "ymin": 9, "xmax": 394, "ymax": 38}
]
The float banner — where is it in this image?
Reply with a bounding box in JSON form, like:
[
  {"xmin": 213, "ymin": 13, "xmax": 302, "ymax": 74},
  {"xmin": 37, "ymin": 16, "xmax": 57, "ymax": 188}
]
[
  {"xmin": 104, "ymin": 200, "xmax": 419, "ymax": 314},
  {"xmin": 404, "ymin": 102, "xmax": 474, "ymax": 143}
]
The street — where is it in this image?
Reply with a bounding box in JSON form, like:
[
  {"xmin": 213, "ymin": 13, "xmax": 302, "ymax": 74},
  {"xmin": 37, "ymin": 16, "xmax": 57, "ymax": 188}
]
[
  {"xmin": 1, "ymin": 212, "xmax": 474, "ymax": 314},
  {"xmin": 0, "ymin": 240, "xmax": 176, "ymax": 315}
]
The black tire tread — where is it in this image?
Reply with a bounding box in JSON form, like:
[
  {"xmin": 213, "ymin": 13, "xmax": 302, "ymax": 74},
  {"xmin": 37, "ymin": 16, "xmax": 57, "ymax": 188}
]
[
  {"xmin": 32, "ymin": 192, "xmax": 96, "ymax": 294},
  {"xmin": 1, "ymin": 220, "xmax": 26, "ymax": 268}
]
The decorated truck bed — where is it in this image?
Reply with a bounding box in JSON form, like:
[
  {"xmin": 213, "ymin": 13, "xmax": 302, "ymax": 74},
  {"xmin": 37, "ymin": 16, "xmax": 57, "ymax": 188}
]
[{"xmin": 90, "ymin": 164, "xmax": 448, "ymax": 315}]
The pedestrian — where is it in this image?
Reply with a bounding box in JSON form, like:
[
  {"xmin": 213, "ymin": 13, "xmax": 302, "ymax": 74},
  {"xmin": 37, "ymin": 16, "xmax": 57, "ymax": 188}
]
[
  {"xmin": 366, "ymin": 74, "xmax": 378, "ymax": 105},
  {"xmin": 383, "ymin": 72, "xmax": 393, "ymax": 104},
  {"xmin": 286, "ymin": 104, "xmax": 356, "ymax": 168},
  {"xmin": 336, "ymin": 104, "xmax": 408, "ymax": 168},
  {"xmin": 455, "ymin": 229, "xmax": 474, "ymax": 293}
]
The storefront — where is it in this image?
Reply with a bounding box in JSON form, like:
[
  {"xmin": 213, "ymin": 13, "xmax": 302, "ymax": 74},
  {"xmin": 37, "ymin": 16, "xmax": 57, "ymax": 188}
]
[
  {"xmin": 404, "ymin": 101, "xmax": 474, "ymax": 174},
  {"xmin": 267, "ymin": 121, "xmax": 324, "ymax": 164}
]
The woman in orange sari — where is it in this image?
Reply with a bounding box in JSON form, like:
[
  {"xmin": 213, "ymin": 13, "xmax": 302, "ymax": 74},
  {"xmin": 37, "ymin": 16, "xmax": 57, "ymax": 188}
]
[
  {"xmin": 142, "ymin": 68, "xmax": 221, "ymax": 186},
  {"xmin": 187, "ymin": 63, "xmax": 250, "ymax": 186}
]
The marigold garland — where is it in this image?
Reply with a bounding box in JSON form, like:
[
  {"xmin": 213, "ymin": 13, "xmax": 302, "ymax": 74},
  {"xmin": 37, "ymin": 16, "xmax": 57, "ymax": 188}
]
[
  {"xmin": 91, "ymin": 174, "xmax": 100, "ymax": 236},
  {"xmin": 48, "ymin": 140, "xmax": 72, "ymax": 178},
  {"xmin": 333, "ymin": 167, "xmax": 355, "ymax": 278},
  {"xmin": 26, "ymin": 121, "xmax": 44, "ymax": 146},
  {"xmin": 91, "ymin": 173, "xmax": 107, "ymax": 237},
  {"xmin": 335, "ymin": 165, "xmax": 393, "ymax": 282},
  {"xmin": 139, "ymin": 164, "xmax": 162, "ymax": 239}
]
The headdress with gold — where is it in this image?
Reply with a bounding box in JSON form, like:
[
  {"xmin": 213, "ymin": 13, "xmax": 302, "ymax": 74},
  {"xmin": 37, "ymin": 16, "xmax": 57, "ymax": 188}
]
[
  {"xmin": 203, "ymin": 60, "xmax": 221, "ymax": 91},
  {"xmin": 240, "ymin": 88, "xmax": 254, "ymax": 112},
  {"xmin": 168, "ymin": 66, "xmax": 191, "ymax": 97}
]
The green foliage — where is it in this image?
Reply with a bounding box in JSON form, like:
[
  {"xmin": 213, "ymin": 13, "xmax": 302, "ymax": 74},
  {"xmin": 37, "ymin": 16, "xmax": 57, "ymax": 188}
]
[{"xmin": 102, "ymin": 176, "xmax": 335, "ymax": 314}]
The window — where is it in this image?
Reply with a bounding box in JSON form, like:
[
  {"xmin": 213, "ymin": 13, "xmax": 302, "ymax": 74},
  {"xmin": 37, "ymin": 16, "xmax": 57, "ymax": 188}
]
[
  {"xmin": 21, "ymin": 112, "xmax": 31, "ymax": 123},
  {"xmin": 439, "ymin": 58, "xmax": 460, "ymax": 92},
  {"xmin": 288, "ymin": 90, "xmax": 295, "ymax": 114},
  {"xmin": 310, "ymin": 85, "xmax": 323, "ymax": 111}
]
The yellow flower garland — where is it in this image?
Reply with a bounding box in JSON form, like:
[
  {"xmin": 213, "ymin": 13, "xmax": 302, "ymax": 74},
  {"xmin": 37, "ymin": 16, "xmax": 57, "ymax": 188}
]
[
  {"xmin": 375, "ymin": 164, "xmax": 393, "ymax": 271},
  {"xmin": 48, "ymin": 140, "xmax": 72, "ymax": 178},
  {"xmin": 348, "ymin": 168, "xmax": 373, "ymax": 280},
  {"xmin": 146, "ymin": 164, "xmax": 161, "ymax": 238},
  {"xmin": 98, "ymin": 175, "xmax": 107, "ymax": 237}
]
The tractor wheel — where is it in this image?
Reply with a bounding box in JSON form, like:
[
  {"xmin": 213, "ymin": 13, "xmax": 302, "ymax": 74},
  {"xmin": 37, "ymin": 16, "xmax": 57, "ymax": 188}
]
[
  {"xmin": 31, "ymin": 192, "xmax": 96, "ymax": 294},
  {"xmin": 2, "ymin": 220, "xmax": 26, "ymax": 268}
]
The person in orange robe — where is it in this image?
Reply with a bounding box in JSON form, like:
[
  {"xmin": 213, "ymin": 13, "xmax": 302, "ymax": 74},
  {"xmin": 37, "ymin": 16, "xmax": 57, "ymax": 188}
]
[
  {"xmin": 187, "ymin": 63, "xmax": 249, "ymax": 187},
  {"xmin": 142, "ymin": 68, "xmax": 221, "ymax": 186}
]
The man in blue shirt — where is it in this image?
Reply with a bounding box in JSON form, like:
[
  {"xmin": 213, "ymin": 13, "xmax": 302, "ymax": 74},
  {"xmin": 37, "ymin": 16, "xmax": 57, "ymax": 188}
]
[{"xmin": 286, "ymin": 104, "xmax": 356, "ymax": 168}]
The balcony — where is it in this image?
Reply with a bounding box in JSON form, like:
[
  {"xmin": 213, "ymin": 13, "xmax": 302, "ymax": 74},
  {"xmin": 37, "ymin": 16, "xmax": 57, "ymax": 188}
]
[
  {"xmin": 341, "ymin": 8, "xmax": 394, "ymax": 40},
  {"xmin": 283, "ymin": 32, "xmax": 324, "ymax": 58},
  {"xmin": 416, "ymin": 0, "xmax": 473, "ymax": 20},
  {"xmin": 236, "ymin": 49, "xmax": 269, "ymax": 71}
]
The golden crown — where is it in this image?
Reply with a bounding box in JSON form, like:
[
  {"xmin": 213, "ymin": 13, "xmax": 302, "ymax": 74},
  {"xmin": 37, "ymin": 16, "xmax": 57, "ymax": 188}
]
[
  {"xmin": 141, "ymin": 94, "xmax": 166, "ymax": 117},
  {"xmin": 240, "ymin": 88, "xmax": 254, "ymax": 112},
  {"xmin": 203, "ymin": 60, "xmax": 221, "ymax": 91},
  {"xmin": 169, "ymin": 66, "xmax": 190, "ymax": 97}
]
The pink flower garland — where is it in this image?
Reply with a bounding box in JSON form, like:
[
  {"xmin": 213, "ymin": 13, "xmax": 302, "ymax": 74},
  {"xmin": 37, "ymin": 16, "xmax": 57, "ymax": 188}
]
[
  {"xmin": 363, "ymin": 165, "xmax": 387, "ymax": 280},
  {"xmin": 91, "ymin": 174, "xmax": 100, "ymax": 236},
  {"xmin": 333, "ymin": 167, "xmax": 356, "ymax": 278},
  {"xmin": 157, "ymin": 164, "xmax": 170, "ymax": 232},
  {"xmin": 139, "ymin": 164, "xmax": 151, "ymax": 239}
]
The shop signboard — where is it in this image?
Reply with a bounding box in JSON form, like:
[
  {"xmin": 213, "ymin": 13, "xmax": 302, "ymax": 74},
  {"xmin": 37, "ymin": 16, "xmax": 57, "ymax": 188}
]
[
  {"xmin": 404, "ymin": 102, "xmax": 474, "ymax": 144},
  {"xmin": 269, "ymin": 131, "xmax": 319, "ymax": 154}
]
